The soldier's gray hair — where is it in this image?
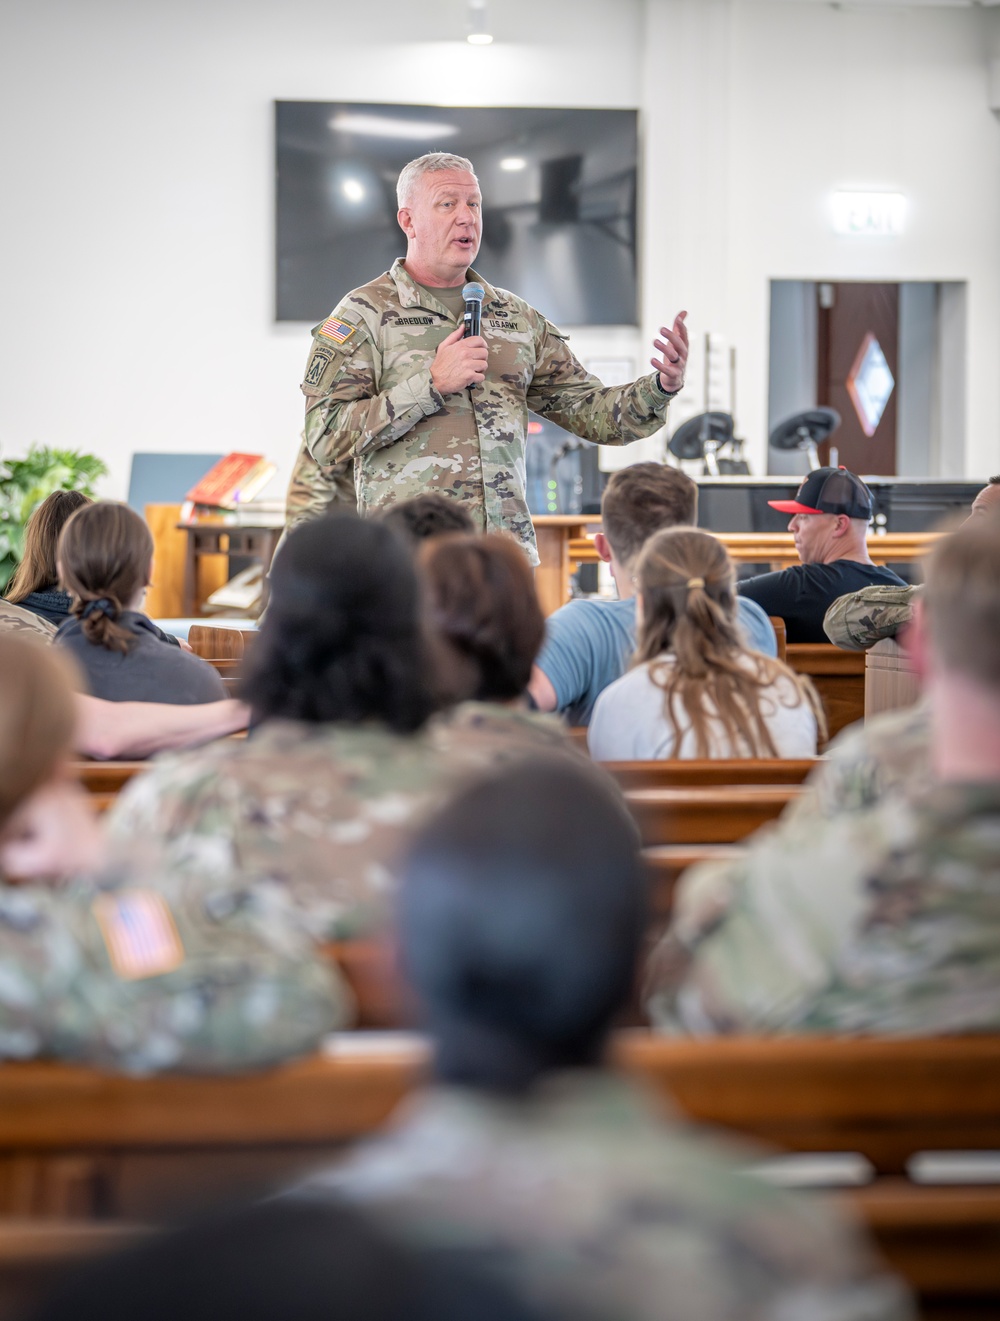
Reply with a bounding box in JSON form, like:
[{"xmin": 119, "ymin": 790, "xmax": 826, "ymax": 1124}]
[{"xmin": 397, "ymin": 153, "xmax": 477, "ymax": 208}]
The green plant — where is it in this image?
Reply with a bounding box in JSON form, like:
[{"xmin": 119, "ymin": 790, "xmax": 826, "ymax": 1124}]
[{"xmin": 0, "ymin": 445, "xmax": 108, "ymax": 592}]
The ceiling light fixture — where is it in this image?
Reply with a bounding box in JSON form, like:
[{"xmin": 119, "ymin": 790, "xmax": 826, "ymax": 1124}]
[
  {"xmin": 467, "ymin": 0, "xmax": 493, "ymax": 44},
  {"xmin": 500, "ymin": 157, "xmax": 527, "ymax": 171},
  {"xmin": 329, "ymin": 113, "xmax": 458, "ymax": 140}
]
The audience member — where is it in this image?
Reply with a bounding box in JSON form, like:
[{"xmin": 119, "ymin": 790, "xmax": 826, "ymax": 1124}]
[
  {"xmin": 646, "ymin": 517, "xmax": 1000, "ymax": 1036},
  {"xmin": 5, "ymin": 490, "xmax": 92, "ymax": 624},
  {"xmin": 529, "ymin": 463, "xmax": 776, "ymax": 724},
  {"xmin": 589, "ymin": 528, "xmax": 822, "ymax": 760},
  {"xmin": 0, "ymin": 596, "xmax": 56, "ymax": 642},
  {"xmin": 421, "ymin": 533, "xmax": 571, "ymax": 759},
  {"xmin": 823, "ymin": 475, "xmax": 1000, "ymax": 649},
  {"xmin": 737, "ymin": 467, "xmax": 905, "ymax": 643},
  {"xmin": 298, "ymin": 760, "xmax": 908, "ymax": 1321},
  {"xmin": 26, "ymin": 1201, "xmax": 544, "ymax": 1321},
  {"xmin": 0, "ymin": 633, "xmax": 343, "ymax": 1069},
  {"xmin": 107, "ymin": 515, "xmax": 459, "ymax": 941},
  {"xmin": 55, "ymin": 502, "xmax": 224, "ymax": 703},
  {"xmin": 73, "ymin": 693, "xmax": 251, "ymax": 760},
  {"xmin": 381, "ymin": 491, "xmax": 476, "ymax": 544}
]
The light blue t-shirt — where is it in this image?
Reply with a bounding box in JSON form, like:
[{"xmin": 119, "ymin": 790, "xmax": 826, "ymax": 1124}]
[{"xmin": 536, "ymin": 594, "xmax": 777, "ymax": 727}]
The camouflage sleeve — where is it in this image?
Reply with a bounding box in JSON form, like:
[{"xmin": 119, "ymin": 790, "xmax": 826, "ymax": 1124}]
[
  {"xmin": 0, "ymin": 872, "xmax": 347, "ymax": 1072},
  {"xmin": 302, "ymin": 308, "xmax": 446, "ymax": 467},
  {"xmin": 285, "ymin": 435, "xmax": 355, "ymax": 532},
  {"xmin": 645, "ymin": 809, "xmax": 875, "ymax": 1034},
  {"xmin": 525, "ymin": 316, "xmax": 670, "ymax": 446},
  {"xmin": 822, "ymin": 584, "xmax": 920, "ymax": 650}
]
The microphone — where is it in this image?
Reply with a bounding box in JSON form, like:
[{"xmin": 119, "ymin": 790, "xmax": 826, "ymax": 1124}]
[{"xmin": 462, "ymin": 282, "xmax": 485, "ymax": 338}]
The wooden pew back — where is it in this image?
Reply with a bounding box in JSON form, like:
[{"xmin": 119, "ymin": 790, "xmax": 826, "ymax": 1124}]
[
  {"xmin": 1, "ymin": 1034, "xmax": 996, "ymax": 1312},
  {"xmin": 624, "ymin": 785, "xmax": 801, "ymax": 846},
  {"xmin": 605, "ymin": 758, "xmax": 817, "ymax": 790},
  {"xmin": 786, "ymin": 643, "xmax": 866, "ymax": 745}
]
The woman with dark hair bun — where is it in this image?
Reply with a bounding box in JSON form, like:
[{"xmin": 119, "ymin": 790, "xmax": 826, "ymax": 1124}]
[
  {"xmin": 107, "ymin": 514, "xmax": 460, "ymax": 941},
  {"xmin": 5, "ymin": 489, "xmax": 92, "ymax": 625},
  {"xmin": 420, "ymin": 533, "xmax": 573, "ymax": 762},
  {"xmin": 55, "ymin": 502, "xmax": 224, "ymax": 704}
]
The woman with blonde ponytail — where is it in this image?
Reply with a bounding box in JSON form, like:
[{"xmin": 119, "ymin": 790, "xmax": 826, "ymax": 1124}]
[
  {"xmin": 588, "ymin": 528, "xmax": 824, "ymax": 760},
  {"xmin": 54, "ymin": 502, "xmax": 225, "ymax": 704}
]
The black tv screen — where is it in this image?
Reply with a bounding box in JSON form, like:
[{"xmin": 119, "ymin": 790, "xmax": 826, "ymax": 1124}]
[{"xmin": 275, "ymin": 102, "xmax": 638, "ymax": 326}]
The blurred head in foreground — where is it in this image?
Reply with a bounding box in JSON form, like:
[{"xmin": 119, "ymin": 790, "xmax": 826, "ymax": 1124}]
[
  {"xmin": 921, "ymin": 516, "xmax": 1000, "ymax": 706},
  {"xmin": 0, "ymin": 633, "xmax": 101, "ymax": 880},
  {"xmin": 243, "ymin": 513, "xmax": 437, "ymax": 731},
  {"xmin": 26, "ymin": 1200, "xmax": 543, "ymax": 1321},
  {"xmin": 399, "ymin": 758, "xmax": 645, "ymax": 1092}
]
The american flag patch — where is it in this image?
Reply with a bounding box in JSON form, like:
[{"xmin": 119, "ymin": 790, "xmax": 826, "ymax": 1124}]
[
  {"xmin": 317, "ymin": 316, "xmax": 357, "ymax": 345},
  {"xmin": 93, "ymin": 890, "xmax": 186, "ymax": 981}
]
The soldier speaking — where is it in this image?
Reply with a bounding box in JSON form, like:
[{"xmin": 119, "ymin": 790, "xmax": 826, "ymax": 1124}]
[{"xmin": 294, "ymin": 152, "xmax": 689, "ymax": 563}]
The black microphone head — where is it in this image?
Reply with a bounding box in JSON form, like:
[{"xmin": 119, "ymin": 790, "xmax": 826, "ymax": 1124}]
[{"xmin": 462, "ymin": 282, "xmax": 485, "ymax": 305}]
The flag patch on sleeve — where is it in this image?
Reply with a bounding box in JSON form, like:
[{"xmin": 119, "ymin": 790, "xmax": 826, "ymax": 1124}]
[
  {"xmin": 93, "ymin": 890, "xmax": 186, "ymax": 980},
  {"xmin": 317, "ymin": 316, "xmax": 357, "ymax": 345}
]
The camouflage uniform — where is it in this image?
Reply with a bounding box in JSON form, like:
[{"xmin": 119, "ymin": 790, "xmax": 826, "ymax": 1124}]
[
  {"xmin": 301, "ymin": 260, "xmax": 674, "ymax": 564},
  {"xmin": 427, "ymin": 701, "xmax": 578, "ymax": 767},
  {"xmin": 0, "ymin": 848, "xmax": 345, "ymax": 1073},
  {"xmin": 299, "ymin": 1071, "xmax": 910, "ymax": 1321},
  {"xmin": 784, "ymin": 702, "xmax": 931, "ymax": 823},
  {"xmin": 284, "ymin": 434, "xmax": 355, "ymax": 532},
  {"xmin": 823, "ymin": 584, "xmax": 920, "ymax": 650},
  {"xmin": 0, "ymin": 599, "xmax": 56, "ymax": 642},
  {"xmin": 646, "ymin": 768, "xmax": 1000, "ymax": 1036},
  {"xmin": 106, "ymin": 721, "xmax": 465, "ymax": 941}
]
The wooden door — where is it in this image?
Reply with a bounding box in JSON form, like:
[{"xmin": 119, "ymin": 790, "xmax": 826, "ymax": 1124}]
[{"xmin": 817, "ymin": 282, "xmax": 898, "ymax": 475}]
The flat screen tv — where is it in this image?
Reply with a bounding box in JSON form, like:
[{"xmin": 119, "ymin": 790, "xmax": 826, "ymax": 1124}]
[{"xmin": 275, "ymin": 102, "xmax": 638, "ymax": 327}]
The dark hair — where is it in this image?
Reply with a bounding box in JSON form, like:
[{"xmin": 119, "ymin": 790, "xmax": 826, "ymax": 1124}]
[
  {"xmin": 380, "ymin": 493, "xmax": 476, "ymax": 544},
  {"xmin": 58, "ymin": 503, "xmax": 153, "ymax": 654},
  {"xmin": 399, "ymin": 759, "xmax": 646, "ymax": 1093},
  {"xmin": 420, "ymin": 534, "xmax": 544, "ymax": 702},
  {"xmin": 601, "ymin": 462, "xmax": 698, "ymax": 566},
  {"xmin": 243, "ymin": 513, "xmax": 437, "ymax": 732},
  {"xmin": 6, "ymin": 490, "xmax": 92, "ymax": 604},
  {"xmin": 26, "ymin": 1200, "xmax": 542, "ymax": 1321},
  {"xmin": 634, "ymin": 527, "xmax": 824, "ymax": 756},
  {"xmin": 924, "ymin": 518, "xmax": 1000, "ymax": 691}
]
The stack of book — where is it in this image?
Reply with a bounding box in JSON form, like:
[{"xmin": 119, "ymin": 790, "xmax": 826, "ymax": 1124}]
[{"xmin": 180, "ymin": 453, "xmax": 279, "ymax": 525}]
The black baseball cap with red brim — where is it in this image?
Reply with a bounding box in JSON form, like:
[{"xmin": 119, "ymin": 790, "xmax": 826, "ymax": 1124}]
[{"xmin": 768, "ymin": 467, "xmax": 874, "ymax": 521}]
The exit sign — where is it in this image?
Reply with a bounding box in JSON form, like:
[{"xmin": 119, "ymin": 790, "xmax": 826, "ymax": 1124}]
[{"xmin": 832, "ymin": 192, "xmax": 905, "ymax": 237}]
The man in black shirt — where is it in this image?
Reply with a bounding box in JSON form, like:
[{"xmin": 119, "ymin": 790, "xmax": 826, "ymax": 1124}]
[{"xmin": 738, "ymin": 467, "xmax": 906, "ymax": 644}]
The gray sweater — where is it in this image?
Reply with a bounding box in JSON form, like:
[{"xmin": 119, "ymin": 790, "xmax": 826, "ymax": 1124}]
[{"xmin": 55, "ymin": 611, "xmax": 226, "ymax": 704}]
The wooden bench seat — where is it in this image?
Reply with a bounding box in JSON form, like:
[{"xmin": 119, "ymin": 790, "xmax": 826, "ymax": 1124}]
[
  {"xmin": 0, "ymin": 1033, "xmax": 997, "ymax": 1313},
  {"xmin": 624, "ymin": 785, "xmax": 801, "ymax": 846},
  {"xmin": 604, "ymin": 758, "xmax": 818, "ymax": 790}
]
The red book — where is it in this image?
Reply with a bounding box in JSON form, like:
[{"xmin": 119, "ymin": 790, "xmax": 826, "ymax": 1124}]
[{"xmin": 186, "ymin": 453, "xmax": 277, "ymax": 509}]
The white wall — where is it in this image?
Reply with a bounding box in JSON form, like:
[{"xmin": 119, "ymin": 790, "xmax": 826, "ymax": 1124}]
[
  {"xmin": 645, "ymin": 0, "xmax": 1000, "ymax": 478},
  {"xmin": 2, "ymin": 0, "xmax": 998, "ymax": 498}
]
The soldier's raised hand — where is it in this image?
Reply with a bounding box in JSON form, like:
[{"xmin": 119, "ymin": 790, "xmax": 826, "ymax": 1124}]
[{"xmin": 431, "ymin": 326, "xmax": 490, "ymax": 395}]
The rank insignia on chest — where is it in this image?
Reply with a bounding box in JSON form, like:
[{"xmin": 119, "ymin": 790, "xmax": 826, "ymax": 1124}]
[
  {"xmin": 93, "ymin": 890, "xmax": 186, "ymax": 980},
  {"xmin": 317, "ymin": 316, "xmax": 357, "ymax": 345}
]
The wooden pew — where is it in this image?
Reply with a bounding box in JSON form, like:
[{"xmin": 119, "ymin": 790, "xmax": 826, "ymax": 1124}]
[
  {"xmin": 786, "ymin": 643, "xmax": 866, "ymax": 745},
  {"xmin": 0, "ymin": 1033, "xmax": 997, "ymax": 1314},
  {"xmin": 866, "ymin": 636, "xmax": 921, "ymax": 720},
  {"xmin": 72, "ymin": 761, "xmax": 147, "ymax": 814},
  {"xmin": 186, "ymin": 625, "xmax": 256, "ymax": 661},
  {"xmin": 605, "ymin": 758, "xmax": 817, "ymax": 791},
  {"xmin": 624, "ymin": 785, "xmax": 801, "ymax": 846}
]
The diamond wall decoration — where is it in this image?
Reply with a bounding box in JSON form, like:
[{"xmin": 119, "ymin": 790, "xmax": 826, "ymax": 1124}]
[{"xmin": 846, "ymin": 332, "xmax": 894, "ymax": 438}]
